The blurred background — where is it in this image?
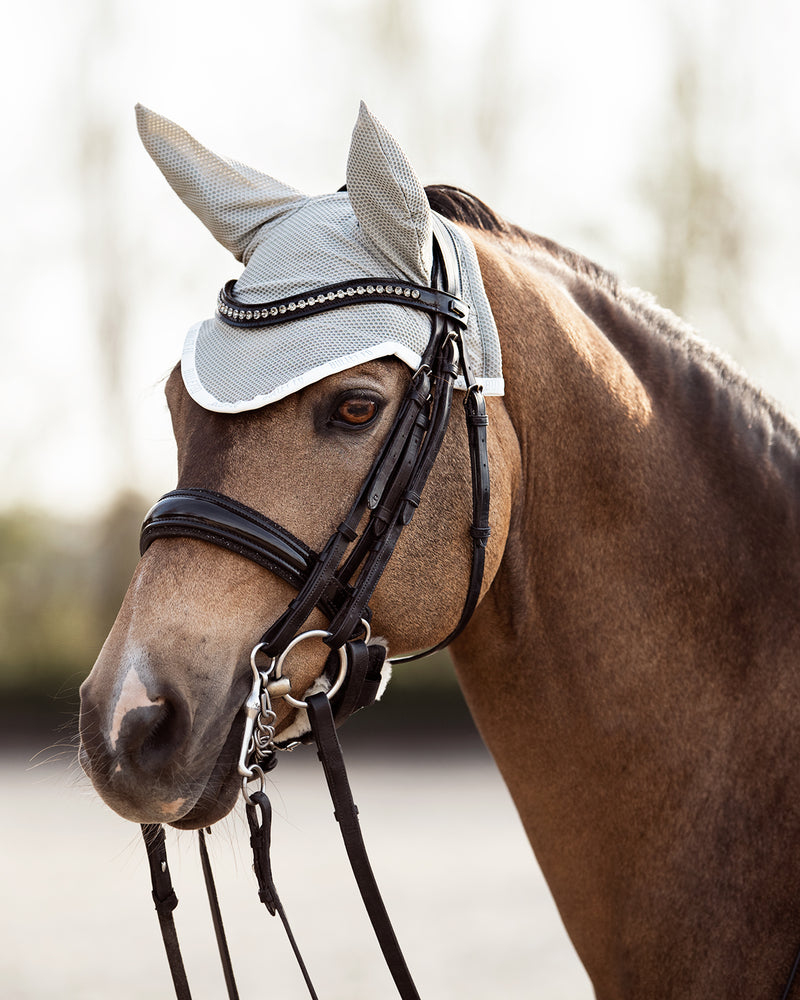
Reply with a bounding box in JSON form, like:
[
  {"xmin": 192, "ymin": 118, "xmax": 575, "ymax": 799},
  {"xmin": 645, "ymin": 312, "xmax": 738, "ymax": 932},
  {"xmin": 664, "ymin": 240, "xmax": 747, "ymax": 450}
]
[{"xmin": 1, "ymin": 0, "xmax": 798, "ymax": 996}]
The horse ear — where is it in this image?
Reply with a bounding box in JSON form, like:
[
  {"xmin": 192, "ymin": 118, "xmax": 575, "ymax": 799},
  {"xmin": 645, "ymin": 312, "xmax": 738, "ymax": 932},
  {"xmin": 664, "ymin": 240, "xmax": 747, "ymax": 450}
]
[
  {"xmin": 346, "ymin": 102, "xmax": 433, "ymax": 284},
  {"xmin": 135, "ymin": 104, "xmax": 307, "ymax": 263}
]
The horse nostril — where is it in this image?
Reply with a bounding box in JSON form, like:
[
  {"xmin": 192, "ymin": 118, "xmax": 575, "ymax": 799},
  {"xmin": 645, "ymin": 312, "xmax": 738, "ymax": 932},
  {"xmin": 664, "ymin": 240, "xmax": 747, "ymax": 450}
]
[{"xmin": 120, "ymin": 694, "xmax": 190, "ymax": 773}]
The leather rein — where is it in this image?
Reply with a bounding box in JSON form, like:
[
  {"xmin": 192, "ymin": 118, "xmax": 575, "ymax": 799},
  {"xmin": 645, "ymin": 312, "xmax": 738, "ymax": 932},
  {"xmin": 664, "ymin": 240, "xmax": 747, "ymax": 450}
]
[{"xmin": 135, "ymin": 225, "xmax": 491, "ymax": 999}]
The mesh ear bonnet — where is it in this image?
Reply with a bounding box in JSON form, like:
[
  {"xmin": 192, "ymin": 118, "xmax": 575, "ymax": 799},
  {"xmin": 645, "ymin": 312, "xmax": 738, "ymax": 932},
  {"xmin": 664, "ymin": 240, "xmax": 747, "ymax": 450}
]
[{"xmin": 137, "ymin": 101, "xmax": 503, "ymax": 413}]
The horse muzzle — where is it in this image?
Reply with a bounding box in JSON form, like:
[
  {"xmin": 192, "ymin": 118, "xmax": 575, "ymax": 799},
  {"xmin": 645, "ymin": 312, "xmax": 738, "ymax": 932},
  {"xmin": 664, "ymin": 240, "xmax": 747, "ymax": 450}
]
[{"xmin": 78, "ymin": 665, "xmax": 244, "ymax": 826}]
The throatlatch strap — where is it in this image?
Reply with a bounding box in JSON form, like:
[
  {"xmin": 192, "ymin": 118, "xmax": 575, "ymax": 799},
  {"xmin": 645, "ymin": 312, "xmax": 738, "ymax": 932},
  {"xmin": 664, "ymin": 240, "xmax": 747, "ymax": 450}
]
[
  {"xmin": 306, "ymin": 693, "xmax": 422, "ymax": 1000},
  {"xmin": 141, "ymin": 824, "xmax": 193, "ymax": 1000}
]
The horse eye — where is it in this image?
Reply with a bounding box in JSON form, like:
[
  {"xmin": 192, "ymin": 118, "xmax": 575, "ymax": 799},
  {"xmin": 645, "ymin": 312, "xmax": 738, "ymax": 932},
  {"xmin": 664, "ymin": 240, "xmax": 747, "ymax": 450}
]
[{"xmin": 334, "ymin": 397, "xmax": 379, "ymax": 426}]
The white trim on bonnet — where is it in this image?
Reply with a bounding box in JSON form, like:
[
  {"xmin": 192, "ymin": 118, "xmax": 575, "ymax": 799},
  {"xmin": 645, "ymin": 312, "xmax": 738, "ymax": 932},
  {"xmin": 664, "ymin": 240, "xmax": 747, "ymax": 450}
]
[
  {"xmin": 182, "ymin": 323, "xmax": 419, "ymax": 413},
  {"xmin": 181, "ymin": 321, "xmax": 503, "ymax": 413}
]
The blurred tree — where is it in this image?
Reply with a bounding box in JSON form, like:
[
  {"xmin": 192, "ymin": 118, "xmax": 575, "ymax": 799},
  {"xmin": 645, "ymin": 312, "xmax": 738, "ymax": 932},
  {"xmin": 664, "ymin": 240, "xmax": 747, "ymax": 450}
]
[
  {"xmin": 638, "ymin": 20, "xmax": 756, "ymax": 359},
  {"xmin": 76, "ymin": 0, "xmax": 135, "ymax": 495},
  {"xmin": 89, "ymin": 491, "xmax": 149, "ymax": 639},
  {"xmin": 331, "ymin": 0, "xmax": 521, "ymax": 201},
  {"xmin": 0, "ymin": 5, "xmax": 149, "ymax": 717},
  {"xmin": 0, "ymin": 496, "xmax": 145, "ymax": 700},
  {"xmin": 0, "ymin": 511, "xmax": 95, "ymax": 693}
]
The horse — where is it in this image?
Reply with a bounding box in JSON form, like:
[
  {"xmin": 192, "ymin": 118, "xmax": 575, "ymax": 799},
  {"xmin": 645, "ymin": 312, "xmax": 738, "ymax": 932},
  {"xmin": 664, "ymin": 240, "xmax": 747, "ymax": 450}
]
[{"xmin": 79, "ymin": 103, "xmax": 800, "ymax": 999}]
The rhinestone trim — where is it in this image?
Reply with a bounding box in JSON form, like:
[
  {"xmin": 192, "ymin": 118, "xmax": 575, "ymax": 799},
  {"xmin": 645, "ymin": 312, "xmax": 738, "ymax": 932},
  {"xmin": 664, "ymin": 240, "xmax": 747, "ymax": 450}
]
[{"xmin": 215, "ymin": 277, "xmax": 465, "ymax": 330}]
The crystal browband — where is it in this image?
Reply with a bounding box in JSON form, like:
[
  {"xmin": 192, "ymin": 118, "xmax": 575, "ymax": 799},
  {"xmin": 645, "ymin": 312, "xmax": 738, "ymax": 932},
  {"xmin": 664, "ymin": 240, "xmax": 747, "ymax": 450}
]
[{"xmin": 216, "ymin": 278, "xmax": 470, "ymax": 329}]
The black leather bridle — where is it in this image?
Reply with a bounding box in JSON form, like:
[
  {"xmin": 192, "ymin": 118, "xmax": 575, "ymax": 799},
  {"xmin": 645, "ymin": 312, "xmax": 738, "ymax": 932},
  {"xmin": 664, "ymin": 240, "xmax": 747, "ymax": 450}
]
[
  {"xmin": 139, "ymin": 225, "xmax": 491, "ymax": 716},
  {"xmin": 136, "ymin": 225, "xmax": 492, "ymax": 1000}
]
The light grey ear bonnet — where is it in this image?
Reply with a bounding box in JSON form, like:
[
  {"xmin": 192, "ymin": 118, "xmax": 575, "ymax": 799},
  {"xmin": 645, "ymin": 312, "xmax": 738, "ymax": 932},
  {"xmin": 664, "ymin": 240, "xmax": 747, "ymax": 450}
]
[{"xmin": 136, "ymin": 102, "xmax": 503, "ymax": 413}]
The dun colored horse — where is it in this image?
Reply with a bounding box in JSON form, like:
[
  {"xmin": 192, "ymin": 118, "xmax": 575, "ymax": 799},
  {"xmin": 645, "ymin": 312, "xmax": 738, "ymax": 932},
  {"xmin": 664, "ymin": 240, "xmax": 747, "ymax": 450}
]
[{"xmin": 80, "ymin": 106, "xmax": 800, "ymax": 998}]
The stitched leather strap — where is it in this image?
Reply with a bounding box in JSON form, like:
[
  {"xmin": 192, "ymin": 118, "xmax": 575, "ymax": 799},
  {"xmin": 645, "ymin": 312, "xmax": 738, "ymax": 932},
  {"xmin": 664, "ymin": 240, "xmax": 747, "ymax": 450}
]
[
  {"xmin": 257, "ymin": 363, "xmax": 433, "ymax": 657},
  {"xmin": 392, "ymin": 377, "xmax": 490, "ymax": 663},
  {"xmin": 143, "ymin": 815, "xmax": 319, "ymax": 1000},
  {"xmin": 246, "ymin": 791, "xmax": 320, "ymax": 999},
  {"xmin": 198, "ymin": 830, "xmax": 240, "ymax": 1000},
  {"xmin": 141, "ymin": 824, "xmax": 193, "ymax": 1000},
  {"xmin": 307, "ymin": 693, "xmax": 422, "ymax": 1000}
]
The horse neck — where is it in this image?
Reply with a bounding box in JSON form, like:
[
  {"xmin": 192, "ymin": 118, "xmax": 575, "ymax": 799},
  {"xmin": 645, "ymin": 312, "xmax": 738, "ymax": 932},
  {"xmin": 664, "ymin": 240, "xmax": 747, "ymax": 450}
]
[{"xmin": 451, "ymin": 235, "xmax": 800, "ymax": 998}]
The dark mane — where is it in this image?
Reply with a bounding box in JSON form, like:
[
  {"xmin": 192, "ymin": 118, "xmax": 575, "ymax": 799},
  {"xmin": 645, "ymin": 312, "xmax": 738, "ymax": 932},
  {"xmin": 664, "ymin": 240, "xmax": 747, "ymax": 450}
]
[
  {"xmin": 426, "ymin": 183, "xmax": 657, "ymax": 303},
  {"xmin": 427, "ymin": 184, "xmax": 800, "ymax": 455},
  {"xmin": 425, "ymin": 184, "xmax": 517, "ymax": 237}
]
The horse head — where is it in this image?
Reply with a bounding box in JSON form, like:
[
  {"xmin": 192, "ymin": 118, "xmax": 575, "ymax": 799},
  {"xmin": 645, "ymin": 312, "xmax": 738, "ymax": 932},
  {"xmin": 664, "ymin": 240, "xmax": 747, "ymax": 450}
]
[{"xmin": 78, "ymin": 104, "xmax": 517, "ymax": 830}]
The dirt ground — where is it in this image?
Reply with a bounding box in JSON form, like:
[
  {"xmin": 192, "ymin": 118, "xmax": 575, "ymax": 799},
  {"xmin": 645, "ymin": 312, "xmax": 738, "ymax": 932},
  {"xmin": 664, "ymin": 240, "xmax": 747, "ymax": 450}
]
[{"xmin": 1, "ymin": 738, "xmax": 593, "ymax": 999}]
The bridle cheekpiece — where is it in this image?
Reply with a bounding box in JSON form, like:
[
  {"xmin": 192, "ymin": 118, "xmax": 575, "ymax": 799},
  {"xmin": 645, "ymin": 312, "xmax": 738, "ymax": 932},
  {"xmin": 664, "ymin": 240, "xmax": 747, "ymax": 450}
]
[{"xmin": 140, "ymin": 227, "xmax": 491, "ymax": 748}]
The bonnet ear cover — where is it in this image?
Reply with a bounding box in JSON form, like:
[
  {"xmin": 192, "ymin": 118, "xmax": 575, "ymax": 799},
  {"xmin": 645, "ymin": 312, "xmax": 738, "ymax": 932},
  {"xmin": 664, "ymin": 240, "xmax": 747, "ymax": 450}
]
[
  {"xmin": 135, "ymin": 103, "xmax": 307, "ymax": 263},
  {"xmin": 136, "ymin": 103, "xmax": 504, "ymax": 413},
  {"xmin": 346, "ymin": 102, "xmax": 433, "ymax": 286}
]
